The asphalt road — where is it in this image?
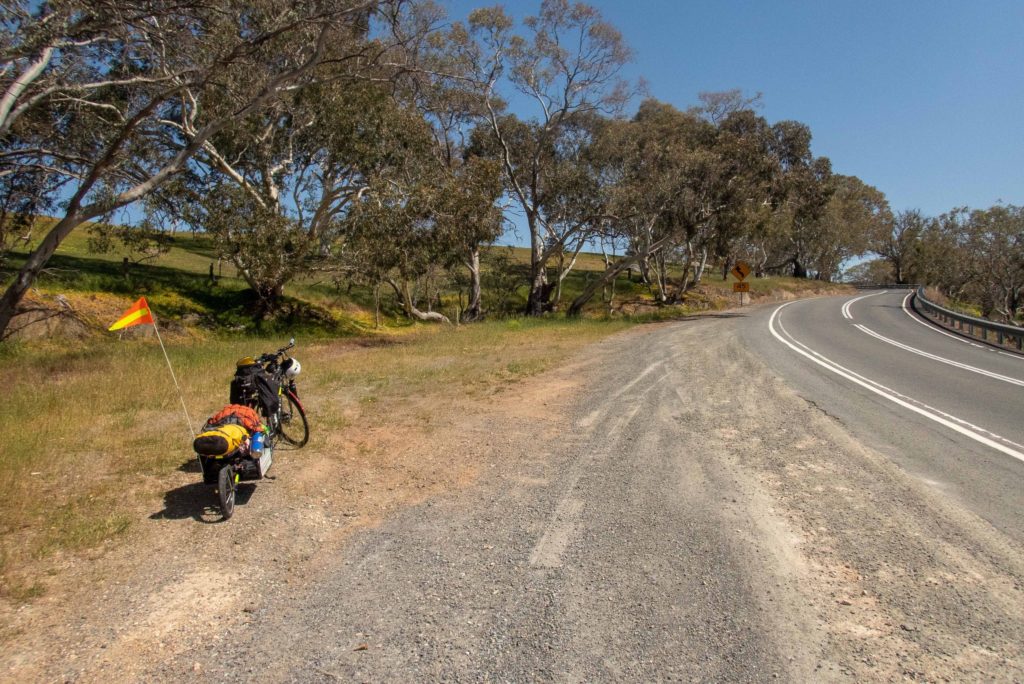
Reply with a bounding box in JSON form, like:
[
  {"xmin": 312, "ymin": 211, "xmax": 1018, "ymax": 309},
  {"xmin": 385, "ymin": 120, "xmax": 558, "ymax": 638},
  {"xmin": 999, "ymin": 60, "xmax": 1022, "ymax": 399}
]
[{"xmin": 742, "ymin": 289, "xmax": 1024, "ymax": 544}]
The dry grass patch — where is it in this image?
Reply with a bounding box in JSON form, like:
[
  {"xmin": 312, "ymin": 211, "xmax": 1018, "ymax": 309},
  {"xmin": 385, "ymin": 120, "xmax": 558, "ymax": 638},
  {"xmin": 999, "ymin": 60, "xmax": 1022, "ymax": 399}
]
[{"xmin": 0, "ymin": 317, "xmax": 631, "ymax": 600}]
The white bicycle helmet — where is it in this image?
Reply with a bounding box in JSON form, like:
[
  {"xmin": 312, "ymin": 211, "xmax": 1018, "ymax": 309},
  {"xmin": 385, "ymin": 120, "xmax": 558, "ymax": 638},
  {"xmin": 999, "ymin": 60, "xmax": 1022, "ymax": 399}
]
[{"xmin": 283, "ymin": 357, "xmax": 301, "ymax": 379}]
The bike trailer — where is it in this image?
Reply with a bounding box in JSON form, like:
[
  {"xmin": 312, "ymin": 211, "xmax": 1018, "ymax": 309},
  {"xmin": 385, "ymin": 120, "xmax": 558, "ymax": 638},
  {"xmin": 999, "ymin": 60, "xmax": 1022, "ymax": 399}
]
[
  {"xmin": 195, "ymin": 404, "xmax": 274, "ymax": 485},
  {"xmin": 196, "ymin": 433, "xmax": 273, "ymax": 485}
]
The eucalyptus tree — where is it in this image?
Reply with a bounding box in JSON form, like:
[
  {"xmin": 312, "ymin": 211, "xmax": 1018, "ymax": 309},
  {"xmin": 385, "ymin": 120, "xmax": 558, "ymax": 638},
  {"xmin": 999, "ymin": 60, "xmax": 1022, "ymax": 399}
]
[
  {"xmin": 917, "ymin": 207, "xmax": 975, "ymax": 299},
  {"xmin": 410, "ymin": 29, "xmax": 504, "ymax": 320},
  {"xmin": 181, "ymin": 78, "xmax": 430, "ymax": 312},
  {"xmin": 913, "ymin": 205, "xmax": 1024, "ymax": 321},
  {"xmin": 870, "ymin": 208, "xmax": 927, "ymax": 285},
  {"xmin": 963, "ymin": 205, "xmax": 1024, "ymax": 320},
  {"xmin": 703, "ymin": 108, "xmax": 777, "ymax": 278},
  {"xmin": 764, "ymin": 121, "xmax": 834, "ymax": 278},
  {"xmin": 689, "ymin": 89, "xmax": 763, "ymax": 125},
  {"xmin": 345, "ymin": 150, "xmax": 503, "ymax": 324},
  {"xmin": 843, "ymin": 258, "xmax": 895, "ymax": 285},
  {"xmin": 0, "ymin": 0, "xmax": 399, "ymax": 339},
  {"xmin": 443, "ymin": 0, "xmax": 633, "ymax": 315},
  {"xmin": 809, "ymin": 175, "xmax": 890, "ymax": 281},
  {"xmin": 601, "ymin": 100, "xmax": 723, "ymax": 305},
  {"xmin": 564, "ymin": 106, "xmax": 689, "ymax": 315},
  {"xmin": 567, "ymin": 100, "xmax": 776, "ymax": 315}
]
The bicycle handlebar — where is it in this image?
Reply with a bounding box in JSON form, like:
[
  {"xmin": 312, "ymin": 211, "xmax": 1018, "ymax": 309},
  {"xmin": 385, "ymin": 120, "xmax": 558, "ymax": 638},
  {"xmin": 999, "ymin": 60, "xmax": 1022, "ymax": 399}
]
[{"xmin": 256, "ymin": 339, "xmax": 296, "ymax": 365}]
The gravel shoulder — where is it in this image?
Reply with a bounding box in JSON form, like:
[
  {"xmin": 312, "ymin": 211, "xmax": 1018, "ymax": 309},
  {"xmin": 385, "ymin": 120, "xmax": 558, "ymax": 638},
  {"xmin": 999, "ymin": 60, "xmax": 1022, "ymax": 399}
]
[{"xmin": 4, "ymin": 307, "xmax": 1024, "ymax": 682}]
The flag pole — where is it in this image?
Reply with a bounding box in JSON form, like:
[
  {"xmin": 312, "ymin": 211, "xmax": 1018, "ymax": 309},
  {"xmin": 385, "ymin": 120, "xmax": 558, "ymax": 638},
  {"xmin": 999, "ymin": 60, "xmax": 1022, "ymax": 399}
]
[{"xmin": 150, "ymin": 316, "xmax": 196, "ymax": 440}]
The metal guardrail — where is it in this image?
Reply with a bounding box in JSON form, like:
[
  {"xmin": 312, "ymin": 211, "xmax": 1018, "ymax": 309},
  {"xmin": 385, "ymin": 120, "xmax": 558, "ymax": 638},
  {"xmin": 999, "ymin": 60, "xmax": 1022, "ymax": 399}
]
[{"xmin": 913, "ymin": 286, "xmax": 1024, "ymax": 351}]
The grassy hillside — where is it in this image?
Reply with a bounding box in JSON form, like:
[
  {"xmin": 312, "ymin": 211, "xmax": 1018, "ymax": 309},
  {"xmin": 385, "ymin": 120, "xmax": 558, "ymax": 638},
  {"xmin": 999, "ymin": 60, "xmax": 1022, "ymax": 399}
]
[{"xmin": 4, "ymin": 224, "xmax": 838, "ymax": 337}]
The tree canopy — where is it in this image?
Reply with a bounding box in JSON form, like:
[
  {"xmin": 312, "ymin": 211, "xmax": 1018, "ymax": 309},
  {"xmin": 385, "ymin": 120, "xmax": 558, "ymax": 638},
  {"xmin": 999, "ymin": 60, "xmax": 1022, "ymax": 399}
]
[{"xmin": 2, "ymin": 0, "xmax": 1012, "ymax": 335}]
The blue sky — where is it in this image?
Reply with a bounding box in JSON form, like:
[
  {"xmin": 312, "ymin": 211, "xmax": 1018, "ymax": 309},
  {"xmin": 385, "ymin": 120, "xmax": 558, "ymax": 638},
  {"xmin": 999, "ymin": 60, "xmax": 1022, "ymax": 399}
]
[{"xmin": 443, "ymin": 0, "xmax": 1024, "ymax": 217}]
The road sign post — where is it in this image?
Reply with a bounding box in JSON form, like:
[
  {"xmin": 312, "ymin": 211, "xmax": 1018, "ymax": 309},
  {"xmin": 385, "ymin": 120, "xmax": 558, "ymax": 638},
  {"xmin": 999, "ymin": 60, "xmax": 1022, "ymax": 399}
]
[{"xmin": 731, "ymin": 261, "xmax": 751, "ymax": 305}]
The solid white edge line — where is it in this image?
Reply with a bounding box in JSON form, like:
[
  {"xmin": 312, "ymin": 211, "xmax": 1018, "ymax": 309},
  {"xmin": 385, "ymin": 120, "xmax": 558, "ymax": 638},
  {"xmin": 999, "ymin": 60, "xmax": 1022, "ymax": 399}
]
[
  {"xmin": 769, "ymin": 301, "xmax": 1024, "ymax": 464},
  {"xmin": 852, "ymin": 323, "xmax": 1024, "ymax": 387},
  {"xmin": 901, "ymin": 292, "xmax": 978, "ymax": 350},
  {"xmin": 904, "ymin": 292, "xmax": 1024, "ymax": 362},
  {"xmin": 778, "ymin": 313, "xmax": 1023, "ymax": 449},
  {"xmin": 842, "ymin": 290, "xmax": 887, "ymax": 320},
  {"xmin": 901, "ymin": 292, "xmax": 995, "ymax": 351}
]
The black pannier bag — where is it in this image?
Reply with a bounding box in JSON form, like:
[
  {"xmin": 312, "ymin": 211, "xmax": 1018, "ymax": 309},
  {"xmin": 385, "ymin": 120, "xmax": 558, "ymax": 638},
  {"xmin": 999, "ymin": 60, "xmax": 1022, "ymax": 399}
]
[{"xmin": 230, "ymin": 363, "xmax": 280, "ymax": 417}]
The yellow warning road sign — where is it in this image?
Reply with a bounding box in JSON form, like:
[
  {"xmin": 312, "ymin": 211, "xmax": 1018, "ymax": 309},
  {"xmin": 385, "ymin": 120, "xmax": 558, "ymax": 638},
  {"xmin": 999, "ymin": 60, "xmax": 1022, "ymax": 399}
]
[
  {"xmin": 733, "ymin": 282, "xmax": 750, "ymax": 293},
  {"xmin": 731, "ymin": 261, "xmax": 751, "ymax": 281}
]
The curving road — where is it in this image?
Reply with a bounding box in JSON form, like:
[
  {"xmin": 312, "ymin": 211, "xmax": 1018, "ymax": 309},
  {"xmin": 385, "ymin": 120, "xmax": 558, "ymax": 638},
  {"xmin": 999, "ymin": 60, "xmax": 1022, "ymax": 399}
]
[{"xmin": 743, "ymin": 289, "xmax": 1024, "ymax": 543}]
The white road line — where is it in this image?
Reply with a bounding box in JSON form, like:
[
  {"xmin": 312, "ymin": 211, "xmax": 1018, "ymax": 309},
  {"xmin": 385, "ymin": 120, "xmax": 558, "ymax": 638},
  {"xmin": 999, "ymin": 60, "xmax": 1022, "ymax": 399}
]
[
  {"xmin": 901, "ymin": 292, "xmax": 992, "ymax": 351},
  {"xmin": 769, "ymin": 301, "xmax": 1024, "ymax": 464},
  {"xmin": 776, "ymin": 312, "xmax": 1022, "ymax": 450},
  {"xmin": 901, "ymin": 290, "xmax": 1024, "ymax": 360},
  {"xmin": 842, "ymin": 290, "xmax": 887, "ymax": 320},
  {"xmin": 903, "ymin": 292, "xmax": 1024, "ymax": 362},
  {"xmin": 853, "ymin": 323, "xmax": 1024, "ymax": 387}
]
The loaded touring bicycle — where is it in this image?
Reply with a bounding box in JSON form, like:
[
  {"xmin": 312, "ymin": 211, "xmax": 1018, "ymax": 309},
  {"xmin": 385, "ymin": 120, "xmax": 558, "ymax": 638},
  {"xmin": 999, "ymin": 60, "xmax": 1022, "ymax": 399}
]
[{"xmin": 193, "ymin": 339, "xmax": 309, "ymax": 519}]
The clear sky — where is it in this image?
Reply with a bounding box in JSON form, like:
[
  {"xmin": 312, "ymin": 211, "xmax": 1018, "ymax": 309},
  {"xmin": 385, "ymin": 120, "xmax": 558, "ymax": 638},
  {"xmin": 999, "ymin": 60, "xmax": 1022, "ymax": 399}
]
[{"xmin": 443, "ymin": 0, "xmax": 1024, "ymax": 217}]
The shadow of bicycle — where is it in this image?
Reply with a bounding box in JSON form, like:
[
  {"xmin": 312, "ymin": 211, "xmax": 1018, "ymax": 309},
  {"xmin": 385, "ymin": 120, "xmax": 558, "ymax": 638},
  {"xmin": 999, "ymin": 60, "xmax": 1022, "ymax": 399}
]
[{"xmin": 150, "ymin": 481, "xmax": 255, "ymax": 523}]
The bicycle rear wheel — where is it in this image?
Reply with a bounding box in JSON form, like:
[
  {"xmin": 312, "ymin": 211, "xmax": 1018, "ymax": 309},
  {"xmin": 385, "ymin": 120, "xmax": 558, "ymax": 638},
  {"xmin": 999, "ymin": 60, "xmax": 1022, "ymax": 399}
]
[
  {"xmin": 217, "ymin": 465, "xmax": 237, "ymax": 520},
  {"xmin": 276, "ymin": 390, "xmax": 309, "ymax": 447}
]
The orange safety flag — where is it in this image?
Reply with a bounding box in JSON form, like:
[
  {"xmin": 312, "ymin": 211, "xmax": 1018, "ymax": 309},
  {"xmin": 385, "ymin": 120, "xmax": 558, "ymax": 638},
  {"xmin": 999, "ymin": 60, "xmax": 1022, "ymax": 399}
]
[{"xmin": 108, "ymin": 297, "xmax": 155, "ymax": 331}]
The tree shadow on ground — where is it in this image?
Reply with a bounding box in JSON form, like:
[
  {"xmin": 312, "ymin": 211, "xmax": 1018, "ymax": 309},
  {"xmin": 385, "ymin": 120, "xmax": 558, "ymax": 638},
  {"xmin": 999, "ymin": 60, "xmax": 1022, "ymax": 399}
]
[
  {"xmin": 638, "ymin": 311, "xmax": 749, "ymax": 323},
  {"xmin": 688, "ymin": 312, "xmax": 748, "ymax": 319},
  {"xmin": 150, "ymin": 481, "xmax": 255, "ymax": 523}
]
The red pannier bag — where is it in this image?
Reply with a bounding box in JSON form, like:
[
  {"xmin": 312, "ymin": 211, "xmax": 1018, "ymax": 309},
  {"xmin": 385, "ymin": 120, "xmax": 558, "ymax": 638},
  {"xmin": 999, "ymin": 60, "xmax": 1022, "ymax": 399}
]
[{"xmin": 206, "ymin": 404, "xmax": 263, "ymax": 433}]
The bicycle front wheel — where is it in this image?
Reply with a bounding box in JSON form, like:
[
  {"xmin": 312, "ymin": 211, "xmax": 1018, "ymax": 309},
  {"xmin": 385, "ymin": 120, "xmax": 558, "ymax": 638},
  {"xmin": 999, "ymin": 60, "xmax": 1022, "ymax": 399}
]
[{"xmin": 276, "ymin": 389, "xmax": 309, "ymax": 447}]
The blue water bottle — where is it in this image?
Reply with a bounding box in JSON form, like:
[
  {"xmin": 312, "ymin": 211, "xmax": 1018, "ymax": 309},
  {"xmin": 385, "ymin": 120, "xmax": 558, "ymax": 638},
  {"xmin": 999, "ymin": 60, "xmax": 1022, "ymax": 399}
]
[{"xmin": 251, "ymin": 430, "xmax": 264, "ymax": 456}]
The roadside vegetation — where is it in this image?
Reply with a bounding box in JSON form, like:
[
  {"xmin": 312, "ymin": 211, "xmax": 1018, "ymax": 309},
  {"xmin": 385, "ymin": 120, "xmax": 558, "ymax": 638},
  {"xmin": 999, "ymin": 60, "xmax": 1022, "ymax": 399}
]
[{"xmin": 849, "ymin": 206, "xmax": 1024, "ymax": 324}]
